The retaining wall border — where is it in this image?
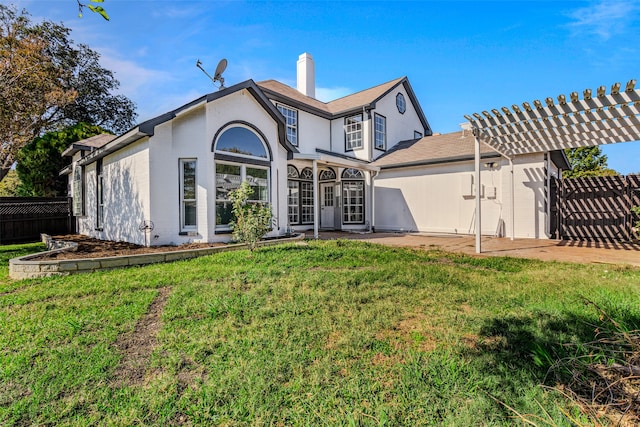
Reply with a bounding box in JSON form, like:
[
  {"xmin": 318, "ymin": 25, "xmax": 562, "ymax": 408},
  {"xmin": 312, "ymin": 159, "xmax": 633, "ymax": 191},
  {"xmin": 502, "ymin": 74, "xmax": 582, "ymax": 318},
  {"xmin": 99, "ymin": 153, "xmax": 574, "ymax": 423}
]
[{"xmin": 9, "ymin": 234, "xmax": 305, "ymax": 279}]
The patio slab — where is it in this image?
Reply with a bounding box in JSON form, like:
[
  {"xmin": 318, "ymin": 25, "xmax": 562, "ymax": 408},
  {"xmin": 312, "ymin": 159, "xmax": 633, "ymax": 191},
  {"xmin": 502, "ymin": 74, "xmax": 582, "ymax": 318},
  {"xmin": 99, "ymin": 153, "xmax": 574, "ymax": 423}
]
[{"xmin": 318, "ymin": 232, "xmax": 640, "ymax": 267}]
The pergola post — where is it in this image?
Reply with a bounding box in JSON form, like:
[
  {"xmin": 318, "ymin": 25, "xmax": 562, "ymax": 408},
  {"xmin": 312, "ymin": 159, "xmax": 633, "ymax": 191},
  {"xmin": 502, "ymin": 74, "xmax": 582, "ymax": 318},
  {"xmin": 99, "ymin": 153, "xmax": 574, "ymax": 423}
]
[
  {"xmin": 474, "ymin": 131, "xmax": 481, "ymax": 253},
  {"xmin": 313, "ymin": 159, "xmax": 319, "ymax": 239},
  {"xmin": 510, "ymin": 158, "xmax": 515, "ymax": 241}
]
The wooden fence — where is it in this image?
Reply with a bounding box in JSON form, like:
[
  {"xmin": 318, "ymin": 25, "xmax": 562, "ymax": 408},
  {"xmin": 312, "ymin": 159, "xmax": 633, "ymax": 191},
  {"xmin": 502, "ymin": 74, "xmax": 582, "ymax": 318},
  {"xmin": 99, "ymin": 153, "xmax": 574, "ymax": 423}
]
[
  {"xmin": 551, "ymin": 175, "xmax": 640, "ymax": 242},
  {"xmin": 0, "ymin": 197, "xmax": 74, "ymax": 244}
]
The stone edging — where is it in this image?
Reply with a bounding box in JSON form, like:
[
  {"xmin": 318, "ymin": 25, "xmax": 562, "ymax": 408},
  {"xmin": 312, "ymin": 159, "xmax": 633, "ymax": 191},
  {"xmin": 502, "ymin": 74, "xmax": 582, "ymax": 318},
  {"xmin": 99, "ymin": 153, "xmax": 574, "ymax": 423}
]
[{"xmin": 9, "ymin": 234, "xmax": 305, "ymax": 280}]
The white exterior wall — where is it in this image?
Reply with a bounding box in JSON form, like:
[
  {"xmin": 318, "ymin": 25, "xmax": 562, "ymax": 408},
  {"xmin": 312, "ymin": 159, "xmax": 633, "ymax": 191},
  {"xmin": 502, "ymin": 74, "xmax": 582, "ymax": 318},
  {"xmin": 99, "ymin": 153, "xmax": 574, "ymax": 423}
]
[
  {"xmin": 75, "ymin": 138, "xmax": 151, "ymax": 245},
  {"xmin": 142, "ymin": 89, "xmax": 286, "ymax": 245},
  {"xmin": 295, "ymin": 108, "xmax": 331, "ymax": 153},
  {"xmin": 371, "ymin": 85, "xmax": 425, "ymax": 159},
  {"xmin": 375, "ymin": 154, "xmax": 552, "ymax": 239}
]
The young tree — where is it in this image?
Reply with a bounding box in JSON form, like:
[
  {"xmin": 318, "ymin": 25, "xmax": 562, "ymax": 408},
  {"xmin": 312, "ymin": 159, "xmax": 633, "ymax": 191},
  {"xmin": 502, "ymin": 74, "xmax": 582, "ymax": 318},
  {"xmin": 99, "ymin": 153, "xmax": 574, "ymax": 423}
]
[
  {"xmin": 16, "ymin": 123, "xmax": 107, "ymax": 197},
  {"xmin": 0, "ymin": 5, "xmax": 135, "ymax": 182},
  {"xmin": 229, "ymin": 181, "xmax": 272, "ymax": 251},
  {"xmin": 563, "ymin": 147, "xmax": 619, "ymax": 178}
]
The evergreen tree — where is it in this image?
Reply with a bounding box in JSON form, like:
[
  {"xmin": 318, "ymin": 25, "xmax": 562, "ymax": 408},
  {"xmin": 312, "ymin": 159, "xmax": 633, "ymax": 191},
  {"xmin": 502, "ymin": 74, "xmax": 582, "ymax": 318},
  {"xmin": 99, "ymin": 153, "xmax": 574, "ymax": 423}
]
[
  {"xmin": 563, "ymin": 147, "xmax": 619, "ymax": 178},
  {"xmin": 16, "ymin": 123, "xmax": 107, "ymax": 197}
]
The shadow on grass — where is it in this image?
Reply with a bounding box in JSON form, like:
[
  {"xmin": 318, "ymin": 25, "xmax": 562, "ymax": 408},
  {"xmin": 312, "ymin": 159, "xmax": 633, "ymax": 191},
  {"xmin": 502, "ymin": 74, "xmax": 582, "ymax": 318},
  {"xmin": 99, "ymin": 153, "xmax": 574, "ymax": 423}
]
[{"xmin": 465, "ymin": 304, "xmax": 640, "ymax": 420}]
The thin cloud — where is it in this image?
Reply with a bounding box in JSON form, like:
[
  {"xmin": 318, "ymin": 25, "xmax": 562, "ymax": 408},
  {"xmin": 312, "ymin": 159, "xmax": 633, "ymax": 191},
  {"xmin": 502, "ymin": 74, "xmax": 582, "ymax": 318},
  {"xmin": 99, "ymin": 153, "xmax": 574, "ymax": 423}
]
[
  {"xmin": 316, "ymin": 87, "xmax": 353, "ymax": 102},
  {"xmin": 96, "ymin": 49, "xmax": 173, "ymax": 97},
  {"xmin": 566, "ymin": 0, "xmax": 639, "ymax": 40}
]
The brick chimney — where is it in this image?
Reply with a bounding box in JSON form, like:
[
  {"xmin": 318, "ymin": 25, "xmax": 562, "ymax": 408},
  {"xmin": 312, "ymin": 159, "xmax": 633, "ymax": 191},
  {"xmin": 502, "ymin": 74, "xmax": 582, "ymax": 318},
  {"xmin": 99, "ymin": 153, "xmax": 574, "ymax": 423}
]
[{"xmin": 296, "ymin": 53, "xmax": 315, "ymax": 98}]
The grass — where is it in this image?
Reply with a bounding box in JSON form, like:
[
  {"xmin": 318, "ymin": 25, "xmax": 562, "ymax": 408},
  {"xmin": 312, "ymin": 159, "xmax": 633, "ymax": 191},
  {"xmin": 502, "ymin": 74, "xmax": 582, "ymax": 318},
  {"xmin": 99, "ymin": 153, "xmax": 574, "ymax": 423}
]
[{"xmin": 1, "ymin": 239, "xmax": 639, "ymax": 425}]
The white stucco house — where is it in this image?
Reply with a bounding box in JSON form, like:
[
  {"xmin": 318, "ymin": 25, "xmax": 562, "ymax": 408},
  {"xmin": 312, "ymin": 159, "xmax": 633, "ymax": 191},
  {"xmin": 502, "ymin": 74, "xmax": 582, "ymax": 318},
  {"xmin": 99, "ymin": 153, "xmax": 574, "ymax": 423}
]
[{"xmin": 62, "ymin": 53, "xmax": 568, "ymax": 246}]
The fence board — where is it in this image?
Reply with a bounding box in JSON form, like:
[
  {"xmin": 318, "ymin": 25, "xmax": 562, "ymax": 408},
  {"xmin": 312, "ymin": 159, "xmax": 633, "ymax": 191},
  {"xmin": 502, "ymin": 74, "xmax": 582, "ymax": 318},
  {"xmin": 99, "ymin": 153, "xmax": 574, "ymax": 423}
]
[
  {"xmin": 0, "ymin": 197, "xmax": 74, "ymax": 244},
  {"xmin": 553, "ymin": 175, "xmax": 639, "ymax": 242}
]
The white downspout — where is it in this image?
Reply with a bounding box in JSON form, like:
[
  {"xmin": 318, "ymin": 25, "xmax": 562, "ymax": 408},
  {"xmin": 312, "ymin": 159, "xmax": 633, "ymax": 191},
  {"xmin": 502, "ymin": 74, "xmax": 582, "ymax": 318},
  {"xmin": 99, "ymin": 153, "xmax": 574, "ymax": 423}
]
[
  {"xmin": 474, "ymin": 130, "xmax": 481, "ymax": 253},
  {"xmin": 313, "ymin": 159, "xmax": 319, "ymax": 239},
  {"xmin": 545, "ymin": 153, "xmax": 551, "ymax": 238},
  {"xmin": 371, "ymin": 170, "xmax": 378, "ymax": 232}
]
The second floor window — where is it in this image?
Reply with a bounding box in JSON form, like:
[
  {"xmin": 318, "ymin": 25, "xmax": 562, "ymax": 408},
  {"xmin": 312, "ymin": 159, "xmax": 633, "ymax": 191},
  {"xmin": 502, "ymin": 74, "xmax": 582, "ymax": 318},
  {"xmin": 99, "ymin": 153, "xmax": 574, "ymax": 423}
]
[
  {"xmin": 277, "ymin": 104, "xmax": 298, "ymax": 146},
  {"xmin": 345, "ymin": 114, "xmax": 363, "ymax": 151},
  {"xmin": 374, "ymin": 114, "xmax": 386, "ymax": 150}
]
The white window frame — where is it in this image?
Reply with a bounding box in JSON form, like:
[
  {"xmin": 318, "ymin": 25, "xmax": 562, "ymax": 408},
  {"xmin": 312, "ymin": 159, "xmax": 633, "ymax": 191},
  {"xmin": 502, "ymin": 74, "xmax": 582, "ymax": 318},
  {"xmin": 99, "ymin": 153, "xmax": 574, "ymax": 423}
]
[
  {"xmin": 374, "ymin": 113, "xmax": 386, "ymax": 151},
  {"xmin": 215, "ymin": 160, "xmax": 270, "ymax": 230},
  {"xmin": 277, "ymin": 104, "xmax": 298, "ymax": 146},
  {"xmin": 96, "ymin": 159, "xmax": 104, "ymax": 230},
  {"xmin": 179, "ymin": 159, "xmax": 197, "ymax": 232},
  {"xmin": 72, "ymin": 164, "xmax": 84, "ymax": 216},
  {"xmin": 344, "ymin": 114, "xmax": 363, "ymax": 151}
]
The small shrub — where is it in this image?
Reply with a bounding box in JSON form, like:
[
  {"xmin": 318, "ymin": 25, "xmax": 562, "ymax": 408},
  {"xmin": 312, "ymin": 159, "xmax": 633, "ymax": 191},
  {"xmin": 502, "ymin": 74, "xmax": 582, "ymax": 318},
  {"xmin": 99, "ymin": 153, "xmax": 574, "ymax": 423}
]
[{"xmin": 229, "ymin": 181, "xmax": 272, "ymax": 251}]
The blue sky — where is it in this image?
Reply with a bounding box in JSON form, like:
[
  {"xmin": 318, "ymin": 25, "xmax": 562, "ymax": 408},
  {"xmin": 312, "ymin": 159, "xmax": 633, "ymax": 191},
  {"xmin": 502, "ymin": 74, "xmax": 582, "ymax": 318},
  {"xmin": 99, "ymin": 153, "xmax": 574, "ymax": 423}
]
[{"xmin": 13, "ymin": 0, "xmax": 640, "ymax": 174}]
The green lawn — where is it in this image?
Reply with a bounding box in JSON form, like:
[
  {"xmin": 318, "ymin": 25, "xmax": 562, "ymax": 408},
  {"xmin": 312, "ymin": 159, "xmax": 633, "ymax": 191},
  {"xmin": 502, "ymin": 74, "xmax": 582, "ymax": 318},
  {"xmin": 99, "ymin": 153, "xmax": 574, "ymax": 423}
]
[{"xmin": 1, "ymin": 240, "xmax": 639, "ymax": 426}]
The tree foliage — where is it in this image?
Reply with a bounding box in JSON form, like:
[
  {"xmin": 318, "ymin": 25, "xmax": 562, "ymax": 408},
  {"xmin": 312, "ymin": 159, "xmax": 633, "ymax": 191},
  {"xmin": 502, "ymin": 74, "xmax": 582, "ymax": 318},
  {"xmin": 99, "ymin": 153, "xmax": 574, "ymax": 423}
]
[
  {"xmin": 0, "ymin": 169, "xmax": 20, "ymax": 196},
  {"xmin": 229, "ymin": 182, "xmax": 272, "ymax": 251},
  {"xmin": 0, "ymin": 5, "xmax": 135, "ymax": 181},
  {"xmin": 77, "ymin": 0, "xmax": 109, "ymax": 21},
  {"xmin": 563, "ymin": 147, "xmax": 619, "ymax": 178},
  {"xmin": 16, "ymin": 123, "xmax": 108, "ymax": 197}
]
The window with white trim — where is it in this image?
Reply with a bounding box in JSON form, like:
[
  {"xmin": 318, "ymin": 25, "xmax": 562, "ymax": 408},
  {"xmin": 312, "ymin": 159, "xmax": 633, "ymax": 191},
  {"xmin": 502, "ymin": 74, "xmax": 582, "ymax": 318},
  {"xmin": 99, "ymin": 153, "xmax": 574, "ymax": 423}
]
[
  {"xmin": 213, "ymin": 125, "xmax": 271, "ymax": 229},
  {"xmin": 345, "ymin": 114, "xmax": 363, "ymax": 151},
  {"xmin": 342, "ymin": 168, "xmax": 365, "ymax": 224},
  {"xmin": 374, "ymin": 114, "xmax": 386, "ymax": 150},
  {"xmin": 286, "ymin": 165, "xmax": 314, "ymax": 225},
  {"xmin": 277, "ymin": 104, "xmax": 298, "ymax": 146},
  {"xmin": 180, "ymin": 159, "xmax": 197, "ymax": 231},
  {"xmin": 72, "ymin": 164, "xmax": 84, "ymax": 216},
  {"xmin": 96, "ymin": 159, "xmax": 104, "ymax": 229}
]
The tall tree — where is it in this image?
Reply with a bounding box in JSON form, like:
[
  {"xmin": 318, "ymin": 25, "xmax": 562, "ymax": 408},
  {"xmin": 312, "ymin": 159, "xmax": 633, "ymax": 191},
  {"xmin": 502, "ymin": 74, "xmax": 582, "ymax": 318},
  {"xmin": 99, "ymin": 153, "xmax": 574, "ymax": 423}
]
[
  {"xmin": 0, "ymin": 5, "xmax": 135, "ymax": 182},
  {"xmin": 16, "ymin": 123, "xmax": 108, "ymax": 197},
  {"xmin": 563, "ymin": 147, "xmax": 619, "ymax": 178}
]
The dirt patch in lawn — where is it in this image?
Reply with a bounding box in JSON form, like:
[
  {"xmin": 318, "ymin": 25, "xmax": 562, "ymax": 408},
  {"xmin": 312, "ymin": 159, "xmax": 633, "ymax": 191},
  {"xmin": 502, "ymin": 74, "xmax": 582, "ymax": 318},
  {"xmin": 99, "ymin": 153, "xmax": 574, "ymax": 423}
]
[
  {"xmin": 112, "ymin": 286, "xmax": 171, "ymax": 387},
  {"xmin": 32, "ymin": 235, "xmax": 225, "ymax": 260}
]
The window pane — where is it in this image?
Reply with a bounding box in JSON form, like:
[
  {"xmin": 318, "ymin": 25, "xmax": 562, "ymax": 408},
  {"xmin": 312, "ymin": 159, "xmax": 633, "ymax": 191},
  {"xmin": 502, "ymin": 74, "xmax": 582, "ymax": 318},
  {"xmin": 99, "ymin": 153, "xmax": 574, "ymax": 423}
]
[
  {"xmin": 216, "ymin": 164, "xmax": 241, "ymax": 201},
  {"xmin": 183, "ymin": 161, "xmax": 196, "ymax": 200},
  {"xmin": 343, "ymin": 181, "xmax": 364, "ymax": 224},
  {"xmin": 247, "ymin": 167, "xmax": 268, "ymax": 202},
  {"xmin": 216, "ymin": 201, "xmax": 234, "ymax": 226},
  {"xmin": 184, "ymin": 201, "xmax": 197, "ymax": 227},
  {"xmin": 215, "ymin": 127, "xmax": 268, "ymax": 158},
  {"xmin": 301, "ymin": 181, "xmax": 314, "ymax": 224},
  {"xmin": 288, "ymin": 180, "xmax": 299, "ymax": 224}
]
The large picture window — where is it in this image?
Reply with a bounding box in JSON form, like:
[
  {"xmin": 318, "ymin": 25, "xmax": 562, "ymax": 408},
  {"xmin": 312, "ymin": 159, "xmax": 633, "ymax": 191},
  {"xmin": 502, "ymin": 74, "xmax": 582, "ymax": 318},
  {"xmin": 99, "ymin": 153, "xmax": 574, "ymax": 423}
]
[
  {"xmin": 374, "ymin": 114, "xmax": 386, "ymax": 151},
  {"xmin": 180, "ymin": 159, "xmax": 197, "ymax": 231},
  {"xmin": 277, "ymin": 104, "xmax": 298, "ymax": 146},
  {"xmin": 345, "ymin": 114, "xmax": 363, "ymax": 151},
  {"xmin": 213, "ymin": 125, "xmax": 271, "ymax": 229}
]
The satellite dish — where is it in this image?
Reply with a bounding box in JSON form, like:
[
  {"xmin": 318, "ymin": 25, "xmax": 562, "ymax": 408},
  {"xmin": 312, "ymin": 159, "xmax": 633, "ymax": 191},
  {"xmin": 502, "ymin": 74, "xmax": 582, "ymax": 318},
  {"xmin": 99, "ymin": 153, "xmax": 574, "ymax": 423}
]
[
  {"xmin": 196, "ymin": 58, "xmax": 228, "ymax": 90},
  {"xmin": 213, "ymin": 58, "xmax": 227, "ymax": 89}
]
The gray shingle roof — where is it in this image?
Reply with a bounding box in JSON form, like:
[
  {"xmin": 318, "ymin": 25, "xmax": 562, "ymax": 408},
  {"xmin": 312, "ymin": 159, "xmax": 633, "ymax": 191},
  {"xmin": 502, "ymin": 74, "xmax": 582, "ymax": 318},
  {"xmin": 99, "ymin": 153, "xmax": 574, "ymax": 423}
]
[{"xmin": 373, "ymin": 131, "xmax": 500, "ymax": 168}]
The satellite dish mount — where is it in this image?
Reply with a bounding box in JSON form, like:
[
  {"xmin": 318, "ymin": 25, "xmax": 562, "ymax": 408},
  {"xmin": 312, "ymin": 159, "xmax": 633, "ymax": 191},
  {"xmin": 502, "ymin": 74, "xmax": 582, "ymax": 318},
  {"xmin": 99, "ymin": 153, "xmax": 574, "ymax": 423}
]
[{"xmin": 196, "ymin": 58, "xmax": 227, "ymax": 90}]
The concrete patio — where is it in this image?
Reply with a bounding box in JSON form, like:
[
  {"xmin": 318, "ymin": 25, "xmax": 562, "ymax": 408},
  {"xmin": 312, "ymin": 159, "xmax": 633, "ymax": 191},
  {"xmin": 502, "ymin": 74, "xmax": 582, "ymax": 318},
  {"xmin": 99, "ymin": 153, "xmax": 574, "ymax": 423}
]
[{"xmin": 318, "ymin": 232, "xmax": 640, "ymax": 267}]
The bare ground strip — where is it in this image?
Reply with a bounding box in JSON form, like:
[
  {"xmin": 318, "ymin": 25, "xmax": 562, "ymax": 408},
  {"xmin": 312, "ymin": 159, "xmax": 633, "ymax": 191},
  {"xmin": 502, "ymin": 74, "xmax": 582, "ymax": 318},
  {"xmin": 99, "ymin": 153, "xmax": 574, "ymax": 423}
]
[{"xmin": 112, "ymin": 286, "xmax": 171, "ymax": 387}]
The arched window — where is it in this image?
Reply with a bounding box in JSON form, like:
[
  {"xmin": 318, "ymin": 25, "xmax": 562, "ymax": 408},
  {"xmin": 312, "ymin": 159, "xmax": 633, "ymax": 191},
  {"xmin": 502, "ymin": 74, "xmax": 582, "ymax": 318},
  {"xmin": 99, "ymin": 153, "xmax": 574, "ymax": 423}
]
[
  {"xmin": 214, "ymin": 126, "xmax": 269, "ymax": 159},
  {"xmin": 300, "ymin": 167, "xmax": 314, "ymax": 180},
  {"xmin": 213, "ymin": 125, "xmax": 271, "ymax": 229},
  {"xmin": 319, "ymin": 168, "xmax": 336, "ymax": 181},
  {"xmin": 341, "ymin": 168, "xmax": 365, "ymax": 224},
  {"xmin": 287, "ymin": 165, "xmax": 299, "ymax": 179},
  {"xmin": 342, "ymin": 168, "xmax": 364, "ymax": 179},
  {"xmin": 287, "ymin": 165, "xmax": 314, "ymax": 225}
]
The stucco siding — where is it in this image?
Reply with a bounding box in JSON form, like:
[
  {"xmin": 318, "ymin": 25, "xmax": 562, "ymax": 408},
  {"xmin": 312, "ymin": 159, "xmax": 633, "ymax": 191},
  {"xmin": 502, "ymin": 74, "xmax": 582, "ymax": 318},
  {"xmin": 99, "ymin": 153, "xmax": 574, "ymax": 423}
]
[
  {"xmin": 371, "ymin": 86, "xmax": 425, "ymax": 158},
  {"xmin": 375, "ymin": 162, "xmax": 503, "ymax": 234}
]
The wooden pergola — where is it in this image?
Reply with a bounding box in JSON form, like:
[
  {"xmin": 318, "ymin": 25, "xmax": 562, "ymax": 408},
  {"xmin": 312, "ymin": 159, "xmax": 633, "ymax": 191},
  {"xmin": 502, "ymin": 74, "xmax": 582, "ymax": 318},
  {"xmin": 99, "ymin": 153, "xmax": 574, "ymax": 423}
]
[{"xmin": 464, "ymin": 79, "xmax": 640, "ymax": 253}]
